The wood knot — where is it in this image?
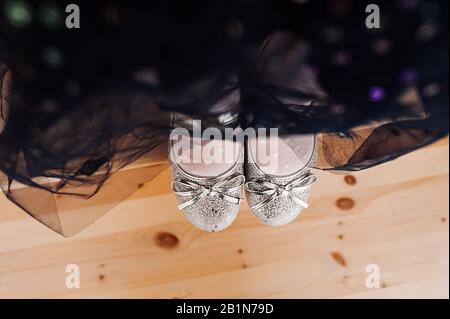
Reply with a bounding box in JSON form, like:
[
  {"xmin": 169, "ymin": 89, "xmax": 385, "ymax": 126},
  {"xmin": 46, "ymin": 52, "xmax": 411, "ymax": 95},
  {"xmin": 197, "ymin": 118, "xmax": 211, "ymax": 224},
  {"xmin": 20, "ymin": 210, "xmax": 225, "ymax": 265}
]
[
  {"xmin": 344, "ymin": 175, "xmax": 357, "ymax": 185},
  {"xmin": 330, "ymin": 251, "xmax": 347, "ymax": 267},
  {"xmin": 154, "ymin": 232, "xmax": 179, "ymax": 249},
  {"xmin": 336, "ymin": 197, "xmax": 355, "ymax": 210}
]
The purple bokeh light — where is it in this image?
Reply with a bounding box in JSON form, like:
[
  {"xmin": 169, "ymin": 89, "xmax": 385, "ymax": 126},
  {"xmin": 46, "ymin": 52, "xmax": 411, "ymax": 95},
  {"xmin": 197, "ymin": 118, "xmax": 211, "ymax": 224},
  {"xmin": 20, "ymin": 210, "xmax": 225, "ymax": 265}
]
[
  {"xmin": 400, "ymin": 67, "xmax": 419, "ymax": 85},
  {"xmin": 369, "ymin": 86, "xmax": 386, "ymax": 102}
]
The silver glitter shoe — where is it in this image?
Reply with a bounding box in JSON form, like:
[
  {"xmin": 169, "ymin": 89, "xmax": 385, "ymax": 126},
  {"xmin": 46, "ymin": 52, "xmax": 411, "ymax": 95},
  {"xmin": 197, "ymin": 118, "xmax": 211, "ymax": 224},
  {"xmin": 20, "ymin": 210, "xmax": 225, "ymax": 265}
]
[
  {"xmin": 170, "ymin": 138, "xmax": 245, "ymax": 232},
  {"xmin": 244, "ymin": 134, "xmax": 317, "ymax": 226}
]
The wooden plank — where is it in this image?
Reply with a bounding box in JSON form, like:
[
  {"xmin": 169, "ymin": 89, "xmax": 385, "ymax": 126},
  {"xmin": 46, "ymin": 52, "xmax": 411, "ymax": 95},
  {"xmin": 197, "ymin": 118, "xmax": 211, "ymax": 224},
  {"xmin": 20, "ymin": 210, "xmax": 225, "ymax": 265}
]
[{"xmin": 0, "ymin": 138, "xmax": 448, "ymax": 298}]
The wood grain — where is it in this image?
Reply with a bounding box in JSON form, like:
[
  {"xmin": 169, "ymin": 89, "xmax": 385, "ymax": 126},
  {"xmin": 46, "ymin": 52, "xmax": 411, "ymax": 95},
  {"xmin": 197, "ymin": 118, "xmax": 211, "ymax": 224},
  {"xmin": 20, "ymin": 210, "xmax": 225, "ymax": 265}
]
[{"xmin": 0, "ymin": 139, "xmax": 448, "ymax": 298}]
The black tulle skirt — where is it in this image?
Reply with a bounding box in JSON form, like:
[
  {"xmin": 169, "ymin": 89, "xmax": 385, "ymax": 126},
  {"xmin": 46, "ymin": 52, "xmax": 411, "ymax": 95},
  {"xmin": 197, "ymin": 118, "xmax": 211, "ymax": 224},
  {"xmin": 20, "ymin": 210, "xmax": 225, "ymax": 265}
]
[{"xmin": 0, "ymin": 0, "xmax": 448, "ymax": 235}]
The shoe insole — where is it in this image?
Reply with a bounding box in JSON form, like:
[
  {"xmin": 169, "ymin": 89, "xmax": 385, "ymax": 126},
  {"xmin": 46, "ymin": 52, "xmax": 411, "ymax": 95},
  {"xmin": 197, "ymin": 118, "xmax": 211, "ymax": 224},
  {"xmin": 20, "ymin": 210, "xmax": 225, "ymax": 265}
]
[
  {"xmin": 248, "ymin": 134, "xmax": 315, "ymax": 176},
  {"xmin": 171, "ymin": 137, "xmax": 240, "ymax": 177}
]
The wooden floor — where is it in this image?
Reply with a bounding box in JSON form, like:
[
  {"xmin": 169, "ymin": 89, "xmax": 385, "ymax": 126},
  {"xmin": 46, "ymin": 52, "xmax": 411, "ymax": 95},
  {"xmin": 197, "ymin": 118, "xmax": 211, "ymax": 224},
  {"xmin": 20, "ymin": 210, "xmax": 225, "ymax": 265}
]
[{"xmin": 0, "ymin": 139, "xmax": 448, "ymax": 299}]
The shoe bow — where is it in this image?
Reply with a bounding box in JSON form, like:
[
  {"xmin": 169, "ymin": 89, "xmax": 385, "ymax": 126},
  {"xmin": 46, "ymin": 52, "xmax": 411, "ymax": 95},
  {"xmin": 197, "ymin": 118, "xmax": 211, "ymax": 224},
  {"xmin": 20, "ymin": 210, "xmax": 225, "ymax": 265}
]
[
  {"xmin": 244, "ymin": 173, "xmax": 317, "ymax": 211},
  {"xmin": 172, "ymin": 175, "xmax": 245, "ymax": 210}
]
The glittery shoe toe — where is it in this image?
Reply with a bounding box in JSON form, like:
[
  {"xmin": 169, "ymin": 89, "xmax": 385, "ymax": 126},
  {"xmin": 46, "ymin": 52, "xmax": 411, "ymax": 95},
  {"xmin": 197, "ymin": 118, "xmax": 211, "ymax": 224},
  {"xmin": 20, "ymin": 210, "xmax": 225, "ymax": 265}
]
[
  {"xmin": 170, "ymin": 141, "xmax": 244, "ymax": 232},
  {"xmin": 244, "ymin": 135, "xmax": 317, "ymax": 226}
]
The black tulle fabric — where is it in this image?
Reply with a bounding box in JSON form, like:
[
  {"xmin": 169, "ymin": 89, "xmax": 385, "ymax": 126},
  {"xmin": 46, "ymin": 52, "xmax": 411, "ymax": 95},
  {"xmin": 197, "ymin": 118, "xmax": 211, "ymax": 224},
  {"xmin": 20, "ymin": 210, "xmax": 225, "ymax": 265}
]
[{"xmin": 0, "ymin": 0, "xmax": 448, "ymax": 235}]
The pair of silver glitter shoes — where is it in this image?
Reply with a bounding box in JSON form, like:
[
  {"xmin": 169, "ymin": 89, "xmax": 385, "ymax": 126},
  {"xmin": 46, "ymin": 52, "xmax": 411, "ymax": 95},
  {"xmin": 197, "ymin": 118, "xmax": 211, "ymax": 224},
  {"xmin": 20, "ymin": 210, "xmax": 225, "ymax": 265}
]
[{"xmin": 170, "ymin": 135, "xmax": 317, "ymax": 232}]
